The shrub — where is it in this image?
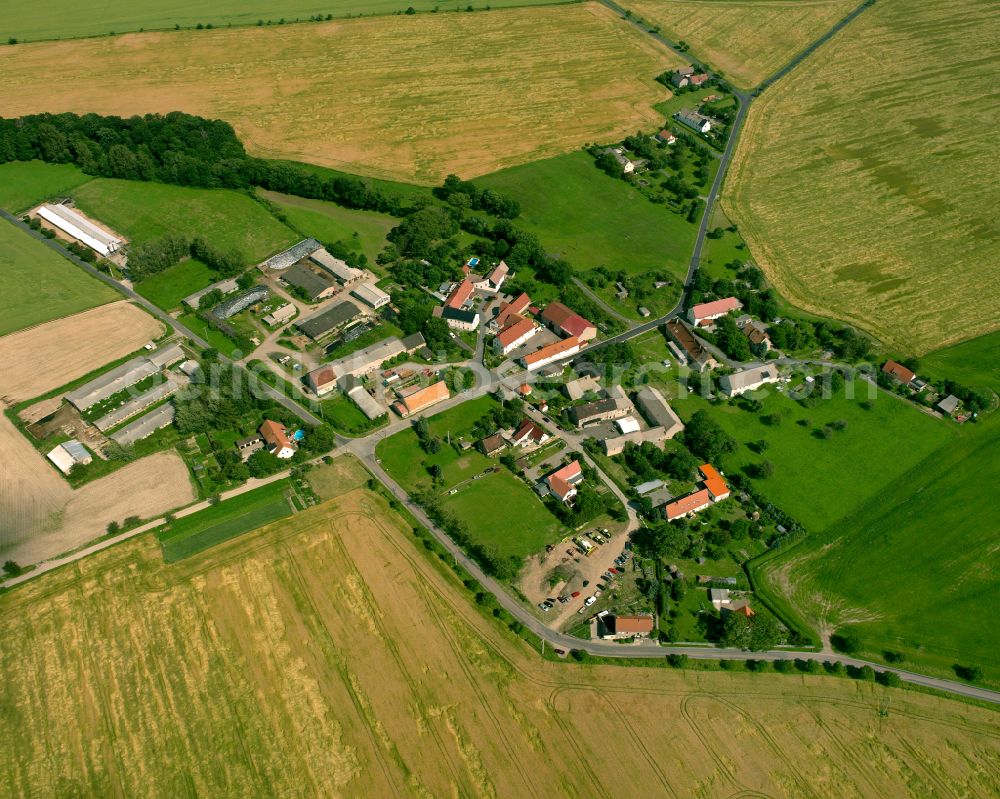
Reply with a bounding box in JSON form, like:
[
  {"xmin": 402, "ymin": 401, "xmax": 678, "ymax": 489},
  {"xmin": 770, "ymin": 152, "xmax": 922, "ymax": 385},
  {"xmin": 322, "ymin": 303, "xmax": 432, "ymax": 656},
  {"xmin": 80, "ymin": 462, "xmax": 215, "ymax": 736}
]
[
  {"xmin": 953, "ymin": 664, "xmax": 984, "ymax": 682},
  {"xmin": 830, "ymin": 627, "xmax": 862, "ymax": 655},
  {"xmin": 666, "ymin": 653, "xmax": 688, "ymax": 668}
]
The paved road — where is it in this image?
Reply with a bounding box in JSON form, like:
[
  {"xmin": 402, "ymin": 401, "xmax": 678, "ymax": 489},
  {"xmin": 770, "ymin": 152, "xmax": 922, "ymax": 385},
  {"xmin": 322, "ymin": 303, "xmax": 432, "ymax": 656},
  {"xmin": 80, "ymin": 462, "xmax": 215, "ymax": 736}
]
[{"xmin": 0, "ymin": 211, "xmax": 323, "ymax": 427}]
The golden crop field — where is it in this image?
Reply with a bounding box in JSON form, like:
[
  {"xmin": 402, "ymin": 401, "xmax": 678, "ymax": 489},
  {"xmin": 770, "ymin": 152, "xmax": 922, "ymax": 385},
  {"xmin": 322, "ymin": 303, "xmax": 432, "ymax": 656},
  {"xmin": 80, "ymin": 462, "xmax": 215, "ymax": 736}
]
[
  {"xmin": 2, "ymin": 458, "xmax": 998, "ymax": 797},
  {"xmin": 627, "ymin": 0, "xmax": 857, "ymax": 88},
  {"xmin": 0, "ymin": 4, "xmax": 682, "ymax": 184},
  {"xmin": 723, "ymin": 0, "xmax": 1000, "ymax": 353}
]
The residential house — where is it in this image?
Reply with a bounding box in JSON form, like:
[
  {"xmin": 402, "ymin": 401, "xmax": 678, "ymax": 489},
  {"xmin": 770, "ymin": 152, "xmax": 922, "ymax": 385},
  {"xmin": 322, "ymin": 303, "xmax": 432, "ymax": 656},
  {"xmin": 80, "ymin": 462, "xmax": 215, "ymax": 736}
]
[
  {"xmin": 719, "ymin": 365, "xmax": 780, "ymax": 398},
  {"xmin": 492, "ymin": 292, "xmax": 532, "ymax": 331},
  {"xmin": 520, "ymin": 337, "xmax": 580, "ymax": 371},
  {"xmin": 655, "ymin": 130, "xmax": 677, "ymax": 145},
  {"xmin": 445, "ymin": 278, "xmax": 475, "ymax": 310},
  {"xmin": 568, "ymin": 395, "xmax": 633, "ymax": 428},
  {"xmin": 545, "ymin": 460, "xmax": 584, "ymax": 503},
  {"xmin": 494, "ymin": 316, "xmax": 538, "ymax": 355},
  {"xmin": 723, "ymin": 600, "xmax": 755, "ymax": 618},
  {"xmin": 740, "ymin": 319, "xmax": 772, "ymax": 352},
  {"xmin": 882, "ymin": 360, "xmax": 916, "ymax": 387},
  {"xmin": 351, "ymin": 282, "xmax": 391, "ymax": 309},
  {"xmin": 669, "ymin": 65, "xmax": 695, "ymax": 86},
  {"xmin": 541, "ymin": 302, "xmax": 597, "ymax": 342},
  {"xmin": 604, "ymin": 147, "xmax": 636, "ymax": 174},
  {"xmin": 436, "ymin": 305, "xmax": 480, "ymax": 331},
  {"xmin": 664, "ymin": 489, "xmax": 712, "ymax": 521},
  {"xmin": 674, "ymin": 109, "xmax": 713, "ymax": 134},
  {"xmin": 709, "ymin": 588, "xmax": 731, "ymax": 609},
  {"xmin": 305, "ymin": 365, "xmax": 338, "ymax": 396},
  {"xmin": 259, "ymin": 419, "xmax": 296, "ymax": 459},
  {"xmin": 479, "ymin": 433, "xmax": 507, "ymax": 457},
  {"xmin": 699, "ymin": 463, "xmax": 730, "ymax": 502},
  {"xmin": 393, "ymin": 380, "xmax": 450, "ymax": 417},
  {"xmin": 510, "ymin": 419, "xmax": 550, "ymax": 448},
  {"xmin": 665, "ymin": 319, "xmax": 718, "ymax": 372},
  {"xmin": 689, "ymin": 72, "xmax": 709, "ymax": 86},
  {"xmin": 484, "ymin": 261, "xmax": 509, "ymax": 292},
  {"xmin": 688, "ymin": 297, "xmax": 742, "ymax": 326},
  {"xmin": 603, "ymin": 614, "xmax": 654, "ymax": 640},
  {"xmin": 282, "ymin": 263, "xmax": 338, "ymax": 301}
]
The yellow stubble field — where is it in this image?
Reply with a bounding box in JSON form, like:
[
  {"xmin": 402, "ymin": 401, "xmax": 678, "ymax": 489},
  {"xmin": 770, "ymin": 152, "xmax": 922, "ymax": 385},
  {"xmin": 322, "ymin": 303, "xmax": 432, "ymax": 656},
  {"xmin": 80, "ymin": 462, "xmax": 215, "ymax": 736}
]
[
  {"xmin": 627, "ymin": 0, "xmax": 858, "ymax": 88},
  {"xmin": 723, "ymin": 0, "xmax": 1000, "ymax": 353},
  {"xmin": 0, "ymin": 4, "xmax": 683, "ymax": 183},
  {"xmin": 2, "ymin": 460, "xmax": 997, "ymax": 798}
]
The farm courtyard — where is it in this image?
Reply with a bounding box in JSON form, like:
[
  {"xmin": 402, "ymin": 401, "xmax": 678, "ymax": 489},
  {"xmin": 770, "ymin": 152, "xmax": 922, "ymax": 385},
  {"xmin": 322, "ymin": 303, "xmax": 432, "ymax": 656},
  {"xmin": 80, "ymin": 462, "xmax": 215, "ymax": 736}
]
[
  {"xmin": 1, "ymin": 483, "xmax": 998, "ymax": 797},
  {"xmin": 0, "ymin": 3, "xmax": 683, "ymax": 183}
]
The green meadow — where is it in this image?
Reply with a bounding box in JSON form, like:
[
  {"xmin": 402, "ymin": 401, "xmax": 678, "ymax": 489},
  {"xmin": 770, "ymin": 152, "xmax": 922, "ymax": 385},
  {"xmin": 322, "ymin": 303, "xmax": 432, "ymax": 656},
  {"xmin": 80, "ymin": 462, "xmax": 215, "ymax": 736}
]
[
  {"xmin": 0, "ymin": 161, "xmax": 92, "ymax": 214},
  {"xmin": 477, "ymin": 150, "xmax": 697, "ymax": 279},
  {"xmin": 0, "ymin": 218, "xmax": 118, "ymax": 335},
  {"xmin": 134, "ymin": 259, "xmax": 215, "ymax": 310},
  {"xmin": 376, "ymin": 396, "xmax": 565, "ymax": 559},
  {"xmin": 751, "ymin": 334, "xmax": 1000, "ymax": 684},
  {"xmin": 72, "ymin": 179, "xmax": 298, "ymax": 261}
]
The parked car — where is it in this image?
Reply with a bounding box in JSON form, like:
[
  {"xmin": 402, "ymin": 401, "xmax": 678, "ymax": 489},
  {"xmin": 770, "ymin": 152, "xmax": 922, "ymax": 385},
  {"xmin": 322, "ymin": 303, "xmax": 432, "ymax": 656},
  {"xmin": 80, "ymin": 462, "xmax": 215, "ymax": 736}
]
[
  {"xmin": 584, "ymin": 596, "xmax": 597, "ymax": 607},
  {"xmin": 571, "ymin": 591, "xmax": 581, "ymax": 598}
]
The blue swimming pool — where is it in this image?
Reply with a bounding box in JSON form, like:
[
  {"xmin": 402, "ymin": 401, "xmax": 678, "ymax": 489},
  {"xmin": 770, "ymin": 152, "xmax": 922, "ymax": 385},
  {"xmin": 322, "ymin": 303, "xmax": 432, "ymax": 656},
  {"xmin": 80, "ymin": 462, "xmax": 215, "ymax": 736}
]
[{"xmin": 293, "ymin": 429, "xmax": 305, "ymax": 441}]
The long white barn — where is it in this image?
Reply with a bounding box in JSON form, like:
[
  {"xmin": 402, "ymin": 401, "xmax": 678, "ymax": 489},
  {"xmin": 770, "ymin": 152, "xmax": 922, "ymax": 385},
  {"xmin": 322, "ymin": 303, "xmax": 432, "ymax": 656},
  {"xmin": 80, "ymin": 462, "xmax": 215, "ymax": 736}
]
[{"xmin": 36, "ymin": 203, "xmax": 123, "ymax": 256}]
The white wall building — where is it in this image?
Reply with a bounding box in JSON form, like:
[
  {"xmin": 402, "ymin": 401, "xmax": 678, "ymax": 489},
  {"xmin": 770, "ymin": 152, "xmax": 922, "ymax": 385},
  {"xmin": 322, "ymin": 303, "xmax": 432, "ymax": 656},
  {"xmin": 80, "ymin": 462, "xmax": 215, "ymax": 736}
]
[{"xmin": 36, "ymin": 204, "xmax": 123, "ymax": 256}]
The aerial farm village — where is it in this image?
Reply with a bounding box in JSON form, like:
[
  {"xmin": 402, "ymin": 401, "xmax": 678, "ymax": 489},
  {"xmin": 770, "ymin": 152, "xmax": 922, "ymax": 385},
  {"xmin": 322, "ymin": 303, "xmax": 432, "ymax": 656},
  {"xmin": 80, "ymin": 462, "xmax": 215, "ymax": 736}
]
[{"xmin": 0, "ymin": 0, "xmax": 998, "ymax": 795}]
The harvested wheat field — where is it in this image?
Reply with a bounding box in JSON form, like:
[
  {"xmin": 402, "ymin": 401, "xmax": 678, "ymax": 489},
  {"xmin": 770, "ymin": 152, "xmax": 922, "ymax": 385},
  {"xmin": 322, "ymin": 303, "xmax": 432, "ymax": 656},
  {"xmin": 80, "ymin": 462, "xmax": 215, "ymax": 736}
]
[
  {"xmin": 629, "ymin": 0, "xmax": 856, "ymax": 88},
  {"xmin": 0, "ymin": 4, "xmax": 682, "ymax": 183},
  {"xmin": 724, "ymin": 0, "xmax": 1000, "ymax": 353},
  {"xmin": 0, "ymin": 302, "xmax": 193, "ymax": 562},
  {"xmin": 0, "ymin": 301, "xmax": 163, "ymax": 403},
  {"xmin": 2, "ymin": 473, "xmax": 997, "ymax": 797}
]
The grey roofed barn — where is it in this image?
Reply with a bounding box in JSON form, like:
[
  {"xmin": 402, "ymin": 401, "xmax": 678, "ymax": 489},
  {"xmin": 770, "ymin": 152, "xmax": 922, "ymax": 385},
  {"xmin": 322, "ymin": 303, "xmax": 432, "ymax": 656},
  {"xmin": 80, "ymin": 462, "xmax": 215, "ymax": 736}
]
[
  {"xmin": 110, "ymin": 403, "xmax": 176, "ymax": 446},
  {"xmin": 295, "ymin": 300, "xmax": 363, "ymax": 340},
  {"xmin": 213, "ymin": 286, "xmax": 269, "ymax": 319},
  {"xmin": 181, "ymin": 278, "xmax": 240, "ymax": 310},
  {"xmin": 282, "ymin": 264, "xmax": 336, "ymax": 300},
  {"xmin": 65, "ymin": 343, "xmax": 184, "ymax": 411},
  {"xmin": 261, "ymin": 238, "xmax": 322, "ymax": 270}
]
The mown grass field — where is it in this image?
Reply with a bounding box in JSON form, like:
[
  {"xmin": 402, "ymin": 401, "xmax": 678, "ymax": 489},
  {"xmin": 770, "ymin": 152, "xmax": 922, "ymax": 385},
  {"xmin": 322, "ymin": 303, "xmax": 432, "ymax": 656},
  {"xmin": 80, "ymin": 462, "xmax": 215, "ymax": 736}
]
[
  {"xmin": 0, "ymin": 4, "xmax": 683, "ymax": 183},
  {"xmin": 376, "ymin": 396, "xmax": 566, "ymax": 558},
  {"xmin": 651, "ymin": 374, "xmax": 955, "ymax": 532},
  {"xmin": 478, "ymin": 150, "xmax": 697, "ymax": 280},
  {"xmin": 753, "ymin": 334, "xmax": 1000, "ymax": 684},
  {"xmin": 0, "ymin": 218, "xmax": 119, "ymax": 335},
  {"xmin": 71, "ymin": 179, "xmax": 298, "ymax": 260},
  {"xmin": 2, "ymin": 0, "xmax": 575, "ymax": 42},
  {"xmin": 627, "ymin": 0, "xmax": 857, "ymax": 88},
  {"xmin": 0, "ymin": 161, "xmax": 93, "ymax": 213},
  {"xmin": 2, "ymin": 478, "xmax": 999, "ymax": 797},
  {"xmin": 156, "ymin": 479, "xmax": 294, "ymax": 562},
  {"xmin": 134, "ymin": 258, "xmax": 215, "ymax": 309},
  {"xmin": 723, "ymin": 0, "xmax": 1000, "ymax": 353},
  {"xmin": 259, "ymin": 189, "xmax": 396, "ymax": 262}
]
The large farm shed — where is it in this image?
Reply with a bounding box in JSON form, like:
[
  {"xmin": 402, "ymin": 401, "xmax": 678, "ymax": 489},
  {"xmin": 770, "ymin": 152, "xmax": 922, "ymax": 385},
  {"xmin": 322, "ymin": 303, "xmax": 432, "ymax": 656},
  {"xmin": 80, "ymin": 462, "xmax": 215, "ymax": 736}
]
[
  {"xmin": 65, "ymin": 343, "xmax": 184, "ymax": 412},
  {"xmin": 295, "ymin": 300, "xmax": 362, "ymax": 341},
  {"xmin": 93, "ymin": 374, "xmax": 186, "ymax": 432},
  {"xmin": 110, "ymin": 403, "xmax": 175, "ymax": 446},
  {"xmin": 182, "ymin": 278, "xmax": 240, "ymax": 310},
  {"xmin": 36, "ymin": 203, "xmax": 123, "ymax": 256},
  {"xmin": 261, "ymin": 238, "xmax": 322, "ymax": 271},
  {"xmin": 213, "ymin": 286, "xmax": 269, "ymax": 319}
]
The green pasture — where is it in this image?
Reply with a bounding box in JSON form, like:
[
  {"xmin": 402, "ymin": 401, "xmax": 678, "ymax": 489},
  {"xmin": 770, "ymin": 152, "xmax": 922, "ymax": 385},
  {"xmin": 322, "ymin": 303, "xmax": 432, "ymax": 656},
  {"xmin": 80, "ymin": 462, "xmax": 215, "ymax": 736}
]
[
  {"xmin": 72, "ymin": 179, "xmax": 298, "ymax": 261},
  {"xmin": 477, "ymin": 150, "xmax": 697, "ymax": 279},
  {"xmin": 0, "ymin": 218, "xmax": 118, "ymax": 336},
  {"xmin": 258, "ymin": 190, "xmax": 396, "ymax": 262},
  {"xmin": 134, "ymin": 259, "xmax": 215, "ymax": 310},
  {"xmin": 0, "ymin": 161, "xmax": 93, "ymax": 213},
  {"xmin": 157, "ymin": 479, "xmax": 293, "ymax": 562},
  {"xmin": 660, "ymin": 377, "xmax": 955, "ymax": 532}
]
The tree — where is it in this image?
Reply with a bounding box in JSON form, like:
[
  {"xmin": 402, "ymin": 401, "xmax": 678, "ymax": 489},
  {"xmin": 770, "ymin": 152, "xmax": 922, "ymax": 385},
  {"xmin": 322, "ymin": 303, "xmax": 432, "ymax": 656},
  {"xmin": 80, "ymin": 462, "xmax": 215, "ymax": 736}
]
[
  {"xmin": 2, "ymin": 560, "xmax": 22, "ymax": 577},
  {"xmin": 683, "ymin": 410, "xmax": 738, "ymax": 463},
  {"xmin": 106, "ymin": 521, "xmax": 121, "ymax": 535},
  {"xmin": 830, "ymin": 627, "xmax": 862, "ymax": 655},
  {"xmin": 721, "ymin": 611, "xmax": 781, "ymax": 651},
  {"xmin": 953, "ymin": 664, "xmax": 984, "ymax": 682}
]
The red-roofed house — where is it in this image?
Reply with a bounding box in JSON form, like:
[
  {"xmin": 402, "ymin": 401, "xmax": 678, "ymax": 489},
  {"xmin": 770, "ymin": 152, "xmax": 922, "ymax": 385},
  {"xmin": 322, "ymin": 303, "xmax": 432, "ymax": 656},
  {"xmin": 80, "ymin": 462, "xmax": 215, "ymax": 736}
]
[
  {"xmin": 259, "ymin": 419, "xmax": 296, "ymax": 459},
  {"xmin": 445, "ymin": 279, "xmax": 474, "ymax": 310},
  {"xmin": 541, "ymin": 302, "xmax": 597, "ymax": 342},
  {"xmin": 510, "ymin": 419, "xmax": 549, "ymax": 448},
  {"xmin": 603, "ymin": 614, "xmax": 655, "ymax": 639},
  {"xmin": 699, "ymin": 463, "xmax": 730, "ymax": 502},
  {"xmin": 492, "ymin": 292, "xmax": 531, "ymax": 331},
  {"xmin": 688, "ymin": 297, "xmax": 742, "ymax": 326},
  {"xmin": 305, "ymin": 365, "xmax": 338, "ymax": 397},
  {"xmin": 882, "ymin": 360, "xmax": 916, "ymax": 387},
  {"xmin": 664, "ymin": 489, "xmax": 712, "ymax": 521},
  {"xmin": 656, "ymin": 130, "xmax": 677, "ymax": 145},
  {"xmin": 494, "ymin": 316, "xmax": 538, "ymax": 355},
  {"xmin": 485, "ymin": 261, "xmax": 509, "ymax": 292},
  {"xmin": 520, "ymin": 336, "xmax": 580, "ymax": 371},
  {"xmin": 724, "ymin": 601, "xmax": 755, "ymax": 618},
  {"xmin": 546, "ymin": 460, "xmax": 584, "ymax": 503}
]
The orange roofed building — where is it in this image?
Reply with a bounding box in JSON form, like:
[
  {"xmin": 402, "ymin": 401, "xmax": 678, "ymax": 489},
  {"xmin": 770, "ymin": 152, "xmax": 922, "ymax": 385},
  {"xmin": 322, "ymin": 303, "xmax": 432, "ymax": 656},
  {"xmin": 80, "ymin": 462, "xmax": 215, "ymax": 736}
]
[
  {"xmin": 545, "ymin": 460, "xmax": 584, "ymax": 503},
  {"xmin": 699, "ymin": 463, "xmax": 730, "ymax": 501},
  {"xmin": 664, "ymin": 488, "xmax": 712, "ymax": 521},
  {"xmin": 520, "ymin": 336, "xmax": 580, "ymax": 371},
  {"xmin": 393, "ymin": 380, "xmax": 450, "ymax": 418},
  {"xmin": 259, "ymin": 419, "xmax": 296, "ymax": 459}
]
